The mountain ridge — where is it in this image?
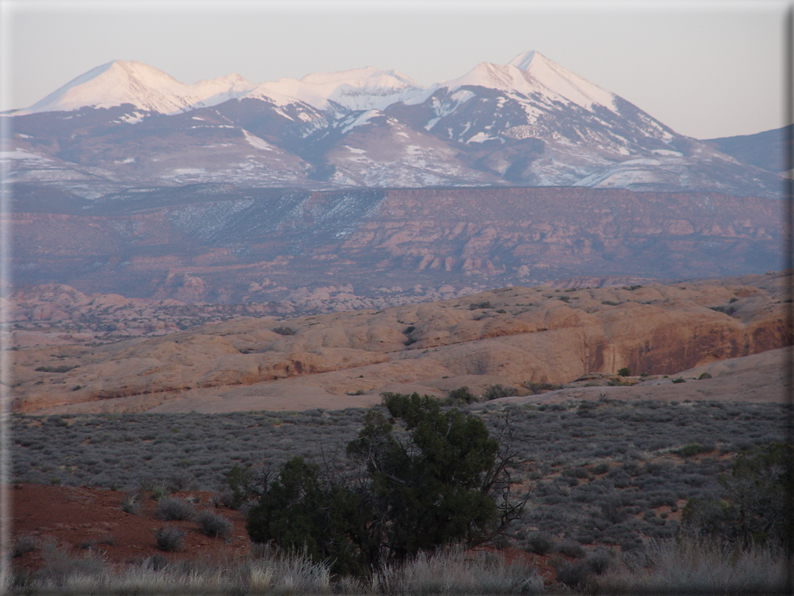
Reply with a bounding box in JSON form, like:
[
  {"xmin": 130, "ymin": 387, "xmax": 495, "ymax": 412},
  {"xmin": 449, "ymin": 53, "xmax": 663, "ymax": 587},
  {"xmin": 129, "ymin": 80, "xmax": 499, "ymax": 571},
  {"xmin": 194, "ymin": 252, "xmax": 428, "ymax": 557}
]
[{"xmin": 2, "ymin": 52, "xmax": 784, "ymax": 197}]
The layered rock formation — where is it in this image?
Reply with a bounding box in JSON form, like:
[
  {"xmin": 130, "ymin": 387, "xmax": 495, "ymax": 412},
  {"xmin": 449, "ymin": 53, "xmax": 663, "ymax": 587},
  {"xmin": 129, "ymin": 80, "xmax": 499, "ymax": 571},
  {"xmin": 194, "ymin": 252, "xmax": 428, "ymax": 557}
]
[
  {"xmin": 11, "ymin": 271, "xmax": 790, "ymax": 414},
  {"xmin": 8, "ymin": 186, "xmax": 784, "ymax": 307}
]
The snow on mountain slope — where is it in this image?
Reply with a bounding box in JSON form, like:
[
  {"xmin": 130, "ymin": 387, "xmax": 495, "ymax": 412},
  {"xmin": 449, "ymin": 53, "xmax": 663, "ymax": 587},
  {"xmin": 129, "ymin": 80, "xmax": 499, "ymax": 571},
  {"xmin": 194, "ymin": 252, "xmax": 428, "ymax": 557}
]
[
  {"xmin": 6, "ymin": 52, "xmax": 782, "ymax": 198},
  {"xmin": 244, "ymin": 67, "xmax": 429, "ymax": 111},
  {"xmin": 17, "ymin": 61, "xmax": 256, "ymax": 116},
  {"xmin": 436, "ymin": 51, "xmax": 616, "ymax": 113}
]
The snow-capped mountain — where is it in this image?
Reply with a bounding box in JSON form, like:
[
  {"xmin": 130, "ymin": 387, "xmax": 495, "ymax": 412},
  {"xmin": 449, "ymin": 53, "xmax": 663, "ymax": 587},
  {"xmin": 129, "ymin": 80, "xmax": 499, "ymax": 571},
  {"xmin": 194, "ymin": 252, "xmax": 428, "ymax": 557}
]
[
  {"xmin": 17, "ymin": 60, "xmax": 257, "ymax": 116},
  {"xmin": 246, "ymin": 67, "xmax": 429, "ymax": 112},
  {"xmin": 3, "ymin": 52, "xmax": 782, "ymax": 197}
]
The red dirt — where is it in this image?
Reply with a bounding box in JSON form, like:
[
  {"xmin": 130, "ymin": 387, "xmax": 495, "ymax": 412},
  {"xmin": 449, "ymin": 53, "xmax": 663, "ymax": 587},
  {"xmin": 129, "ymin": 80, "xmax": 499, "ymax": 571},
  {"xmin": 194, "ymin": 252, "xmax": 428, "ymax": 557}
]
[
  {"xmin": 10, "ymin": 483, "xmax": 250, "ymax": 572},
  {"xmin": 10, "ymin": 483, "xmax": 565, "ymax": 585}
]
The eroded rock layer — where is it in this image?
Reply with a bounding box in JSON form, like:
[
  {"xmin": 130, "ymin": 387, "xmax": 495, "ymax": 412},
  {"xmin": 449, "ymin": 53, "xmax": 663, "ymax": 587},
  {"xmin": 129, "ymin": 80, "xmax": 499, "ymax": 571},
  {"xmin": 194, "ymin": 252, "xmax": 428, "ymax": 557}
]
[{"xmin": 11, "ymin": 271, "xmax": 790, "ymax": 414}]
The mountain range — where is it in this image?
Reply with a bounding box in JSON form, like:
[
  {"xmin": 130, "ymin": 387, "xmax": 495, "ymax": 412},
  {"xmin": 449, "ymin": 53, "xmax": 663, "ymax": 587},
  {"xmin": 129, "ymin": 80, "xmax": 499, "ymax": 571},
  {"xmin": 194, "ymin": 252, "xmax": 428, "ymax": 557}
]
[{"xmin": 2, "ymin": 51, "xmax": 784, "ymax": 198}]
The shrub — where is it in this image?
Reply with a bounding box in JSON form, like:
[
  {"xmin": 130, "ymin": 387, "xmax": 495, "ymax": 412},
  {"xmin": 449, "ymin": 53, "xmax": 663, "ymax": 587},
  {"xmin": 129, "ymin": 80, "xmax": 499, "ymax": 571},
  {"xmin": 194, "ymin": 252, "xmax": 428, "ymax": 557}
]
[
  {"xmin": 120, "ymin": 493, "xmax": 140, "ymax": 515},
  {"xmin": 272, "ymin": 326, "xmax": 296, "ymax": 336},
  {"xmin": 672, "ymin": 378, "xmax": 686, "ymax": 384},
  {"xmin": 154, "ymin": 526, "xmax": 184, "ymax": 552},
  {"xmin": 484, "ymin": 384, "xmax": 518, "ymax": 400},
  {"xmin": 12, "ymin": 535, "xmax": 38, "ymax": 558},
  {"xmin": 586, "ymin": 547, "xmax": 612, "ymax": 575},
  {"xmin": 196, "ymin": 510, "xmax": 233, "ymax": 539},
  {"xmin": 246, "ymin": 456, "xmax": 369, "ymax": 577},
  {"xmin": 523, "ymin": 381, "xmax": 561, "ymax": 394},
  {"xmin": 556, "ymin": 538, "xmax": 585, "ymax": 558},
  {"xmin": 449, "ymin": 386, "xmax": 477, "ymax": 404},
  {"xmin": 35, "ymin": 365, "xmax": 78, "ymax": 373},
  {"xmin": 468, "ymin": 301, "xmax": 492, "ymax": 310},
  {"xmin": 676, "ymin": 442, "xmax": 708, "ymax": 457},
  {"xmin": 166, "ymin": 470, "xmax": 194, "ymax": 492},
  {"xmin": 247, "ymin": 392, "xmax": 524, "ymax": 575},
  {"xmin": 524, "ymin": 532, "xmax": 555, "ymax": 555},
  {"xmin": 149, "ymin": 485, "xmax": 169, "ymax": 500},
  {"xmin": 617, "ymin": 367, "xmax": 631, "ymax": 377},
  {"xmin": 156, "ymin": 497, "xmax": 195, "ymax": 521},
  {"xmin": 600, "ymin": 498, "xmax": 628, "ymax": 524},
  {"xmin": 681, "ymin": 443, "xmax": 794, "ymax": 549},
  {"xmin": 698, "ymin": 372, "xmax": 713, "ymax": 380},
  {"xmin": 556, "ymin": 561, "xmax": 590, "ymax": 590},
  {"xmin": 225, "ymin": 464, "xmax": 253, "ymax": 509}
]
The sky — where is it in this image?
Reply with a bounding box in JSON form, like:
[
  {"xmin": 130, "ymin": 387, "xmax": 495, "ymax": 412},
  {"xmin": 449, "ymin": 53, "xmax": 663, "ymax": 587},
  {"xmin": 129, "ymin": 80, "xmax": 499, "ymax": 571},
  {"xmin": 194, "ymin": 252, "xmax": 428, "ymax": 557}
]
[{"xmin": 1, "ymin": 0, "xmax": 791, "ymax": 140}]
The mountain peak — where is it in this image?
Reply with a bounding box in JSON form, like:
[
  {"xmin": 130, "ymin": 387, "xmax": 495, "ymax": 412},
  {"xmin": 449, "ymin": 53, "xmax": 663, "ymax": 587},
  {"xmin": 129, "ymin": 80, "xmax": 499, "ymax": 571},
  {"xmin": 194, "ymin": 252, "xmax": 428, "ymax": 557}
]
[
  {"xmin": 507, "ymin": 50, "xmax": 537, "ymax": 71},
  {"xmin": 19, "ymin": 60, "xmax": 254, "ymax": 116},
  {"xmin": 246, "ymin": 66, "xmax": 427, "ymax": 111},
  {"xmin": 436, "ymin": 51, "xmax": 615, "ymax": 113}
]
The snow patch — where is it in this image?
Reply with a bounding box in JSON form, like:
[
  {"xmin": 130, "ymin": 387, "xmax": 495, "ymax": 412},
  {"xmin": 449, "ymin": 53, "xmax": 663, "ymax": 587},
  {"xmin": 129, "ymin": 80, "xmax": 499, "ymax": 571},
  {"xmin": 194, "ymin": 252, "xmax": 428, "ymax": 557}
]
[
  {"xmin": 652, "ymin": 149, "xmax": 683, "ymax": 157},
  {"xmin": 340, "ymin": 109, "xmax": 381, "ymax": 133},
  {"xmin": 243, "ymin": 130, "xmax": 274, "ymax": 151},
  {"xmin": 467, "ymin": 132, "xmax": 500, "ymax": 144},
  {"xmin": 0, "ymin": 149, "xmax": 46, "ymax": 160},
  {"xmin": 119, "ymin": 111, "xmax": 145, "ymax": 124}
]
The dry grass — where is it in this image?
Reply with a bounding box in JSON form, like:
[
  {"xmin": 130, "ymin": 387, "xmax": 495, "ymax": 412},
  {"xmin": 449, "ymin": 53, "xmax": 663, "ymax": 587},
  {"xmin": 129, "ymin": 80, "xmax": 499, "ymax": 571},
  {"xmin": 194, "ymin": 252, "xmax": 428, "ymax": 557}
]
[
  {"xmin": 375, "ymin": 547, "xmax": 543, "ymax": 595},
  {"xmin": 8, "ymin": 544, "xmax": 541, "ymax": 595},
  {"xmin": 595, "ymin": 537, "xmax": 791, "ymax": 595}
]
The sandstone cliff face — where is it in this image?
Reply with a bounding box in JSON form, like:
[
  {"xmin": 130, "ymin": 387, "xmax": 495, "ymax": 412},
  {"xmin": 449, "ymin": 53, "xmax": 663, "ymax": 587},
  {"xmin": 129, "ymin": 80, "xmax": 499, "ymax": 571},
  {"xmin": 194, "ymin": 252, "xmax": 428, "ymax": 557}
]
[{"xmin": 11, "ymin": 271, "xmax": 790, "ymax": 414}]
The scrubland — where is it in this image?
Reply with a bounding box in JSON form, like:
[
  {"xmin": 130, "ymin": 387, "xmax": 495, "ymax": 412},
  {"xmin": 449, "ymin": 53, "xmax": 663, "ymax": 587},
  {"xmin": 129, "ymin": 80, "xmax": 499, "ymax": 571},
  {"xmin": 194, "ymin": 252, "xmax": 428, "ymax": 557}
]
[{"xmin": 10, "ymin": 395, "xmax": 792, "ymax": 594}]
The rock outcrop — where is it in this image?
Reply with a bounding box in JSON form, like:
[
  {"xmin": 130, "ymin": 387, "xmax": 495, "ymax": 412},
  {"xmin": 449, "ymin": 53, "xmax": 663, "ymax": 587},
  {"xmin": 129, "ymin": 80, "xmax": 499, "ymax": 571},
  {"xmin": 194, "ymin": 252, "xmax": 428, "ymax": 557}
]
[{"xmin": 11, "ymin": 271, "xmax": 791, "ymax": 414}]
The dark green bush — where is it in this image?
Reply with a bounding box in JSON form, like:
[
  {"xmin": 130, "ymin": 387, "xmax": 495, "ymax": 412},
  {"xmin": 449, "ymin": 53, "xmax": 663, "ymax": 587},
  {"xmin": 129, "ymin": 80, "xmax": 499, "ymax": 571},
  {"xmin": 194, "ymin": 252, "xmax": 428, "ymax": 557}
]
[
  {"xmin": 272, "ymin": 326, "xmax": 296, "ymax": 336},
  {"xmin": 676, "ymin": 443, "xmax": 709, "ymax": 457},
  {"xmin": 447, "ymin": 386, "xmax": 477, "ymax": 404},
  {"xmin": 468, "ymin": 301, "xmax": 492, "ymax": 310},
  {"xmin": 246, "ymin": 456, "xmax": 370, "ymax": 576},
  {"xmin": 681, "ymin": 443, "xmax": 794, "ymax": 549},
  {"xmin": 35, "ymin": 365, "xmax": 78, "ymax": 373},
  {"xmin": 484, "ymin": 384, "xmax": 517, "ymax": 400},
  {"xmin": 225, "ymin": 463, "xmax": 253, "ymax": 509},
  {"xmin": 247, "ymin": 392, "xmax": 523, "ymax": 575},
  {"xmin": 617, "ymin": 367, "xmax": 631, "ymax": 377}
]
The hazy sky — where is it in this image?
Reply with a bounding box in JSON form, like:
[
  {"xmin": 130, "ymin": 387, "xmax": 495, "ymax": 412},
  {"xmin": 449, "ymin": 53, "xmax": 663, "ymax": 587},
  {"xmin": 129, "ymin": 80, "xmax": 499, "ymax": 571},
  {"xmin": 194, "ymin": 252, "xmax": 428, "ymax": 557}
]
[{"xmin": 2, "ymin": 0, "xmax": 791, "ymax": 139}]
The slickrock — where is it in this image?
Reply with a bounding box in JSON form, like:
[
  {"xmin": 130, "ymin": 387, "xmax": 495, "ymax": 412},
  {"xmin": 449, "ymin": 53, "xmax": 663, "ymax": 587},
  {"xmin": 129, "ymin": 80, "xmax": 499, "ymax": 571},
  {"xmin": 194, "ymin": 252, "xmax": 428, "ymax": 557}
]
[{"xmin": 11, "ymin": 271, "xmax": 790, "ymax": 414}]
